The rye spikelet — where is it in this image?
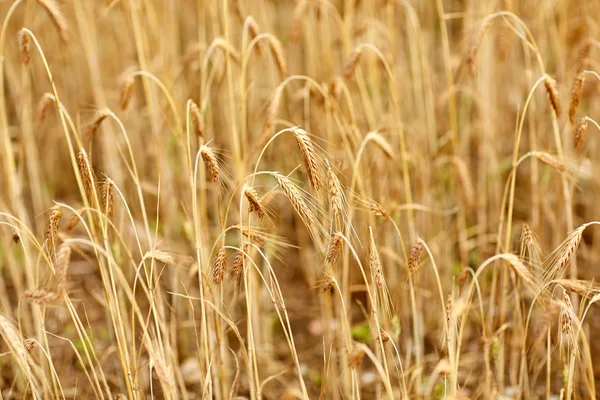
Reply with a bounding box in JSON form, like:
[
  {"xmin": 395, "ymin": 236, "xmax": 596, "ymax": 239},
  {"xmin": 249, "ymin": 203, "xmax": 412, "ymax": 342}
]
[
  {"xmin": 559, "ymin": 287, "xmax": 575, "ymax": 349},
  {"xmin": 292, "ymin": 128, "xmax": 323, "ymax": 189},
  {"xmin": 543, "ymin": 225, "xmax": 585, "ymax": 284},
  {"xmin": 101, "ymin": 179, "xmax": 114, "ymax": 218},
  {"xmin": 85, "ymin": 108, "xmax": 110, "ymax": 139},
  {"xmin": 190, "ymin": 101, "xmax": 205, "ymax": 139},
  {"xmin": 18, "ymin": 29, "xmax": 30, "ymax": 66},
  {"xmin": 544, "ymin": 75, "xmax": 561, "ymax": 118},
  {"xmin": 290, "ymin": 0, "xmax": 308, "ymax": 42},
  {"xmin": 268, "ymin": 36, "xmax": 287, "ymax": 79},
  {"xmin": 408, "ymin": 241, "xmax": 423, "ymax": 275},
  {"xmin": 342, "ymin": 48, "xmax": 363, "ymax": 80},
  {"xmin": 358, "ymin": 197, "xmax": 389, "ymax": 218},
  {"xmin": 232, "ymin": 244, "xmax": 248, "ymax": 280},
  {"xmin": 244, "ymin": 186, "xmax": 265, "ymax": 218},
  {"xmin": 246, "ymin": 17, "xmax": 262, "ymax": 55},
  {"xmin": 212, "ymin": 247, "xmax": 227, "ymax": 285},
  {"xmin": 320, "ymin": 274, "xmax": 334, "ymax": 294},
  {"xmin": 200, "ymin": 145, "xmax": 220, "ymax": 183},
  {"xmin": 326, "ymin": 232, "xmax": 343, "ymax": 267},
  {"xmin": 569, "ymin": 72, "xmax": 585, "ymax": 124},
  {"xmin": 37, "ymin": 93, "xmax": 53, "ymax": 123},
  {"xmin": 118, "ymin": 74, "xmax": 135, "ymax": 110},
  {"xmin": 36, "ymin": 0, "xmax": 69, "ymax": 42},
  {"xmin": 65, "ymin": 209, "xmax": 83, "ymax": 233},
  {"xmin": 77, "ymin": 149, "xmax": 95, "ymax": 200},
  {"xmin": 44, "ymin": 206, "xmax": 61, "ymax": 259},
  {"xmin": 368, "ymin": 131, "xmax": 394, "ymax": 159},
  {"xmin": 24, "ymin": 288, "xmax": 60, "ymax": 304},
  {"xmin": 271, "ymin": 173, "xmax": 323, "ymax": 241},
  {"xmin": 573, "ymin": 118, "xmax": 588, "ymax": 152},
  {"xmin": 53, "ymin": 242, "xmax": 71, "ymax": 292},
  {"xmin": 326, "ymin": 161, "xmax": 344, "ymax": 218},
  {"xmin": 369, "ymin": 229, "xmax": 384, "ymax": 288},
  {"xmin": 466, "ymin": 20, "xmax": 491, "ymax": 76}
]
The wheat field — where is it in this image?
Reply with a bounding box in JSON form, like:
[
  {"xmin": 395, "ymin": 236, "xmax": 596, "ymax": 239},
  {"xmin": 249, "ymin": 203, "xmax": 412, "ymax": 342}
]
[{"xmin": 0, "ymin": 0, "xmax": 599, "ymax": 398}]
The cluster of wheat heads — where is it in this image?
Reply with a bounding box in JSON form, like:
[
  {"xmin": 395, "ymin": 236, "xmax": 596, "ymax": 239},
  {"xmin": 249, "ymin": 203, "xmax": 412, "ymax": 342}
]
[{"xmin": 3, "ymin": 0, "xmax": 600, "ymax": 399}]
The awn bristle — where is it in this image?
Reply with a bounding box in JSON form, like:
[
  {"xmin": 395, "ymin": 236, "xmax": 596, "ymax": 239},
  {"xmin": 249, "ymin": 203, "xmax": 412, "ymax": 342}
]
[
  {"xmin": 77, "ymin": 149, "xmax": 95, "ymax": 200},
  {"xmin": 342, "ymin": 48, "xmax": 363, "ymax": 80},
  {"xmin": 544, "ymin": 75, "xmax": 561, "ymax": 118},
  {"xmin": 466, "ymin": 20, "xmax": 491, "ymax": 76},
  {"xmin": 268, "ymin": 36, "xmax": 287, "ymax": 79},
  {"xmin": 36, "ymin": 0, "xmax": 69, "ymax": 42},
  {"xmin": 369, "ymin": 229, "xmax": 384, "ymax": 288},
  {"xmin": 292, "ymin": 128, "xmax": 322, "ymax": 189},
  {"xmin": 212, "ymin": 247, "xmax": 227, "ymax": 285},
  {"xmin": 86, "ymin": 109, "xmax": 110, "ymax": 139},
  {"xmin": 37, "ymin": 93, "xmax": 53, "ymax": 123},
  {"xmin": 17, "ymin": 30, "xmax": 30, "ymax": 66},
  {"xmin": 326, "ymin": 161, "xmax": 344, "ymax": 218},
  {"xmin": 190, "ymin": 101, "xmax": 205, "ymax": 139},
  {"xmin": 326, "ymin": 232, "xmax": 343, "ymax": 267},
  {"xmin": 200, "ymin": 145, "xmax": 220, "ymax": 183},
  {"xmin": 569, "ymin": 72, "xmax": 585, "ymax": 124},
  {"xmin": 408, "ymin": 241, "xmax": 423, "ymax": 275},
  {"xmin": 232, "ymin": 245, "xmax": 248, "ymax": 280},
  {"xmin": 244, "ymin": 186, "xmax": 265, "ymax": 218},
  {"xmin": 118, "ymin": 74, "xmax": 135, "ymax": 110},
  {"xmin": 574, "ymin": 118, "xmax": 588, "ymax": 152},
  {"xmin": 44, "ymin": 207, "xmax": 62, "ymax": 260}
]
